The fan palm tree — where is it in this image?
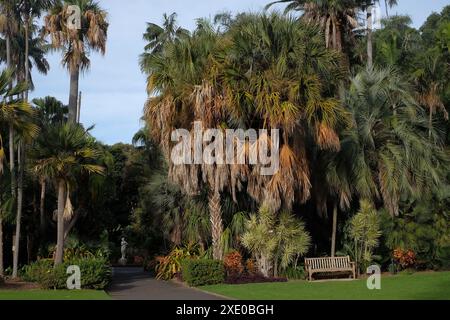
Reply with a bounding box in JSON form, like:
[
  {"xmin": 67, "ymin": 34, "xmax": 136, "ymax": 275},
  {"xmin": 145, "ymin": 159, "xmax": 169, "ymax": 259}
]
[
  {"xmin": 43, "ymin": 0, "xmax": 108, "ymax": 123},
  {"xmin": 31, "ymin": 123, "xmax": 104, "ymax": 265},
  {"xmin": 339, "ymin": 68, "xmax": 449, "ymax": 216},
  {"xmin": 266, "ymin": 0, "xmax": 360, "ymax": 56},
  {"xmin": 144, "ymin": 13, "xmax": 346, "ymax": 259}
]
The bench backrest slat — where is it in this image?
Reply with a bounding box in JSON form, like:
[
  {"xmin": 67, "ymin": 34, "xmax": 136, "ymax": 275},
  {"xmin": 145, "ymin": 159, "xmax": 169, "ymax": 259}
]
[{"xmin": 305, "ymin": 256, "xmax": 352, "ymax": 270}]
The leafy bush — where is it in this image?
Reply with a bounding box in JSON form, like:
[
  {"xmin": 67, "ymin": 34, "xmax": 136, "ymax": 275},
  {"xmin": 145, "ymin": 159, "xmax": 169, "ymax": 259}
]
[
  {"xmin": 181, "ymin": 259, "xmax": 225, "ymax": 287},
  {"xmin": 393, "ymin": 249, "xmax": 417, "ymax": 269},
  {"xmin": 280, "ymin": 266, "xmax": 306, "ymax": 280},
  {"xmin": 155, "ymin": 243, "xmax": 204, "ymax": 280},
  {"xmin": 241, "ymin": 207, "xmax": 311, "ymax": 277},
  {"xmin": 21, "ymin": 257, "xmax": 111, "ymax": 290},
  {"xmin": 381, "ymin": 194, "xmax": 450, "ymax": 270},
  {"xmin": 348, "ymin": 200, "xmax": 382, "ymax": 273},
  {"xmin": 223, "ymin": 252, "xmax": 244, "ymax": 278}
]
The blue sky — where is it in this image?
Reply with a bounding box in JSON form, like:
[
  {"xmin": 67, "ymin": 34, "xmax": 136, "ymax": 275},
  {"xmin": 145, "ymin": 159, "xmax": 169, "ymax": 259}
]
[{"xmin": 30, "ymin": 0, "xmax": 449, "ymax": 145}]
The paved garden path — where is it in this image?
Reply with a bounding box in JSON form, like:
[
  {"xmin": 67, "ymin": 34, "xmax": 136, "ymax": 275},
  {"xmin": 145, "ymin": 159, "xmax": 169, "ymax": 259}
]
[{"xmin": 108, "ymin": 267, "xmax": 226, "ymax": 300}]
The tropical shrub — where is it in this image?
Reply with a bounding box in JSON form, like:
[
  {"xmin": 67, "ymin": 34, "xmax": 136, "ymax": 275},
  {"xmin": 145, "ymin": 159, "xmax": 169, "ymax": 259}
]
[
  {"xmin": 21, "ymin": 257, "xmax": 111, "ymax": 290},
  {"xmin": 223, "ymin": 252, "xmax": 244, "ymax": 278},
  {"xmin": 280, "ymin": 266, "xmax": 307, "ymax": 280},
  {"xmin": 381, "ymin": 192, "xmax": 450, "ymax": 270},
  {"xmin": 155, "ymin": 243, "xmax": 204, "ymax": 280},
  {"xmin": 393, "ymin": 249, "xmax": 417, "ymax": 269},
  {"xmin": 181, "ymin": 259, "xmax": 225, "ymax": 287},
  {"xmin": 348, "ymin": 200, "xmax": 382, "ymax": 274},
  {"xmin": 242, "ymin": 207, "xmax": 311, "ymax": 277}
]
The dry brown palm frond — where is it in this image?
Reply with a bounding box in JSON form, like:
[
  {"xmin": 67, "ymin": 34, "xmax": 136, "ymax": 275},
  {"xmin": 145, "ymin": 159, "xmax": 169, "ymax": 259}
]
[
  {"xmin": 417, "ymin": 84, "xmax": 449, "ymax": 120},
  {"xmin": 145, "ymin": 95, "xmax": 176, "ymax": 156},
  {"xmin": 316, "ymin": 122, "xmax": 341, "ymax": 152},
  {"xmin": 192, "ymin": 81, "xmax": 226, "ymax": 127},
  {"xmin": 264, "ymin": 144, "xmax": 312, "ymax": 212}
]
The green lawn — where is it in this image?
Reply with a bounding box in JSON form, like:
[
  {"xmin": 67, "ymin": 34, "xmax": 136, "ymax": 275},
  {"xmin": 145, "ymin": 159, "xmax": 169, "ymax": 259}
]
[
  {"xmin": 0, "ymin": 290, "xmax": 111, "ymax": 300},
  {"xmin": 202, "ymin": 272, "xmax": 450, "ymax": 300}
]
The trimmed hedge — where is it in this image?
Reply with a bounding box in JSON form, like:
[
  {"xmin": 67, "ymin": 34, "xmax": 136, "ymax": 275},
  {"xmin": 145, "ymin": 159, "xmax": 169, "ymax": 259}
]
[
  {"xmin": 21, "ymin": 257, "xmax": 111, "ymax": 290},
  {"xmin": 182, "ymin": 259, "xmax": 225, "ymax": 287}
]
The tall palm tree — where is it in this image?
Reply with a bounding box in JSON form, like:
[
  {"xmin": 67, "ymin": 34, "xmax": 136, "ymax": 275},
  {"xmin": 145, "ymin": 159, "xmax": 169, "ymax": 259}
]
[
  {"xmin": 32, "ymin": 96, "xmax": 67, "ymax": 235},
  {"xmin": 144, "ymin": 13, "xmax": 346, "ymax": 259},
  {"xmin": 384, "ymin": 0, "xmax": 397, "ymax": 17},
  {"xmin": 266, "ymin": 0, "xmax": 360, "ymax": 56},
  {"xmin": 31, "ymin": 123, "xmax": 104, "ymax": 265},
  {"xmin": 0, "ymin": 0, "xmax": 20, "ymax": 200},
  {"xmin": 18, "ymin": 0, "xmax": 54, "ymax": 101},
  {"xmin": 0, "ymin": 68, "xmax": 37, "ymax": 277},
  {"xmin": 339, "ymin": 68, "xmax": 448, "ymax": 216},
  {"xmin": 413, "ymin": 50, "xmax": 449, "ymax": 140},
  {"xmin": 43, "ymin": 0, "xmax": 108, "ymax": 123}
]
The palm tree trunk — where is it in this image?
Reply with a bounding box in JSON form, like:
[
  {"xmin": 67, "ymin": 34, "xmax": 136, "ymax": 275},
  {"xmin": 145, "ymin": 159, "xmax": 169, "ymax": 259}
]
[
  {"xmin": 12, "ymin": 142, "xmax": 24, "ymax": 278},
  {"xmin": 54, "ymin": 180, "xmax": 66, "ymax": 265},
  {"xmin": 367, "ymin": 5, "xmax": 373, "ymax": 68},
  {"xmin": 6, "ymin": 34, "xmax": 12, "ymax": 73},
  {"xmin": 331, "ymin": 202, "xmax": 338, "ymax": 257},
  {"xmin": 24, "ymin": 15, "xmax": 30, "ymax": 102},
  {"xmin": 40, "ymin": 179, "xmax": 46, "ymax": 236},
  {"xmin": 209, "ymin": 191, "xmax": 223, "ymax": 260},
  {"xmin": 385, "ymin": 0, "xmax": 389, "ymax": 17},
  {"xmin": 68, "ymin": 66, "xmax": 80, "ymax": 123},
  {"xmin": 9, "ymin": 124, "xmax": 16, "ymax": 199}
]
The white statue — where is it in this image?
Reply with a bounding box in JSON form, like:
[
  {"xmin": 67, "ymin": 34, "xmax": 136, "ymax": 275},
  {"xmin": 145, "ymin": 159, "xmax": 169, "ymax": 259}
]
[{"xmin": 119, "ymin": 237, "xmax": 128, "ymax": 265}]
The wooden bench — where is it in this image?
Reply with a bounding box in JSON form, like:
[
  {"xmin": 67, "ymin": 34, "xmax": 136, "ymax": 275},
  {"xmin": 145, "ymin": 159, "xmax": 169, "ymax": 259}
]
[{"xmin": 305, "ymin": 256, "xmax": 356, "ymax": 281}]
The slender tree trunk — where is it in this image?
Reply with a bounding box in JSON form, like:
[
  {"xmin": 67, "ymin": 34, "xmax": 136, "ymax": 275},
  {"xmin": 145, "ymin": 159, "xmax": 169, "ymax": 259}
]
[
  {"xmin": 68, "ymin": 66, "xmax": 80, "ymax": 123},
  {"xmin": 385, "ymin": 0, "xmax": 389, "ymax": 17},
  {"xmin": 9, "ymin": 124, "xmax": 16, "ymax": 199},
  {"xmin": 12, "ymin": 142, "xmax": 24, "ymax": 278},
  {"xmin": 54, "ymin": 180, "xmax": 66, "ymax": 265},
  {"xmin": 367, "ymin": 5, "xmax": 373, "ymax": 68},
  {"xmin": 40, "ymin": 179, "xmax": 46, "ymax": 236},
  {"xmin": 209, "ymin": 191, "xmax": 223, "ymax": 260},
  {"xmin": 24, "ymin": 15, "xmax": 30, "ymax": 102},
  {"xmin": 331, "ymin": 202, "xmax": 338, "ymax": 257}
]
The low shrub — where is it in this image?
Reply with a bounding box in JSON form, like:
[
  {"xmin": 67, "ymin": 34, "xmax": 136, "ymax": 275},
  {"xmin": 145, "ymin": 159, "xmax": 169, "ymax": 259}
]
[
  {"xmin": 155, "ymin": 244, "xmax": 204, "ymax": 280},
  {"xmin": 280, "ymin": 266, "xmax": 306, "ymax": 280},
  {"xmin": 182, "ymin": 259, "xmax": 225, "ymax": 287},
  {"xmin": 21, "ymin": 257, "xmax": 111, "ymax": 290},
  {"xmin": 393, "ymin": 249, "xmax": 417, "ymax": 269},
  {"xmin": 224, "ymin": 252, "xmax": 244, "ymax": 278},
  {"xmin": 0, "ymin": 275, "xmax": 4, "ymax": 286}
]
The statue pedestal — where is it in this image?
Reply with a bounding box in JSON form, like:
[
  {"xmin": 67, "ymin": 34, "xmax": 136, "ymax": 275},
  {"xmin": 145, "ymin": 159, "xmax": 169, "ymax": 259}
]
[{"xmin": 118, "ymin": 258, "xmax": 127, "ymax": 266}]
